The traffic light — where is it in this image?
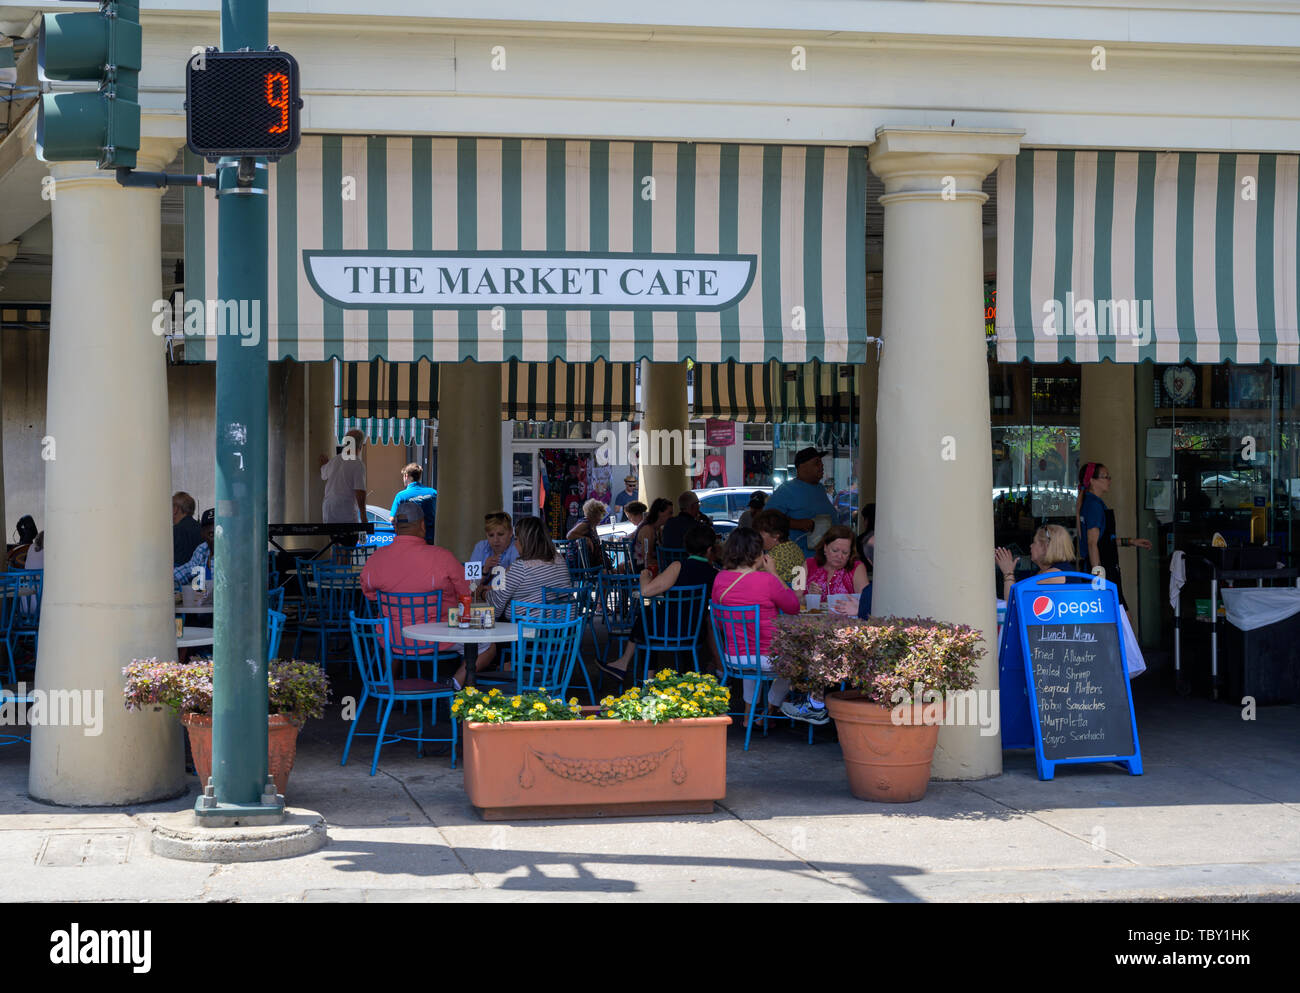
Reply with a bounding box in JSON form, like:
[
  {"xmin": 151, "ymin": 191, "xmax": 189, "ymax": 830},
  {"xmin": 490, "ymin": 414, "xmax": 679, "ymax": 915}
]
[{"xmin": 37, "ymin": 0, "xmax": 141, "ymax": 169}]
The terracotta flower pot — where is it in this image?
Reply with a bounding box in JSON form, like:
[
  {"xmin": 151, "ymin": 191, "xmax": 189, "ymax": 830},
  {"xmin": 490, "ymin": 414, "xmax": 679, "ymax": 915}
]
[
  {"xmin": 824, "ymin": 691, "xmax": 943, "ymax": 803},
  {"xmin": 182, "ymin": 713, "xmax": 301, "ymax": 797},
  {"xmin": 463, "ymin": 715, "xmax": 731, "ymax": 820}
]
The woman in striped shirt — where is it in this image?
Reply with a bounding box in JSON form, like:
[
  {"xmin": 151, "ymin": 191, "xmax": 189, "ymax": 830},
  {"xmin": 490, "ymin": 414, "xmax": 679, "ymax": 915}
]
[{"xmin": 454, "ymin": 516, "xmax": 572, "ymax": 686}]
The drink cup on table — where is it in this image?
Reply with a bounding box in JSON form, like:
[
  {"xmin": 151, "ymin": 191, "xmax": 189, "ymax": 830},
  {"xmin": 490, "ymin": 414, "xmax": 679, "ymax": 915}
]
[{"xmin": 806, "ymin": 593, "xmax": 822, "ymax": 611}]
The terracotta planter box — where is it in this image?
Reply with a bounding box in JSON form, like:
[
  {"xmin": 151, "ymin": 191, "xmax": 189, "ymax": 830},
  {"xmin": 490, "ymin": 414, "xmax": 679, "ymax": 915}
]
[
  {"xmin": 182, "ymin": 713, "xmax": 301, "ymax": 797},
  {"xmin": 463, "ymin": 715, "xmax": 731, "ymax": 820}
]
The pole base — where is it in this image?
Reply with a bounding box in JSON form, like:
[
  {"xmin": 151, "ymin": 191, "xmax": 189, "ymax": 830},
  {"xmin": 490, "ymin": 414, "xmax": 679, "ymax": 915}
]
[
  {"xmin": 149, "ymin": 807, "xmax": 327, "ymax": 863},
  {"xmin": 193, "ymin": 774, "xmax": 285, "ymax": 823}
]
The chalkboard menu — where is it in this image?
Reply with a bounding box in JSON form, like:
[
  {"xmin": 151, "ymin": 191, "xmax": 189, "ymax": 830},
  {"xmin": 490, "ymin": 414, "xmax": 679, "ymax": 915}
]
[
  {"xmin": 1026, "ymin": 622, "xmax": 1133, "ymax": 760},
  {"xmin": 999, "ymin": 573, "xmax": 1143, "ymax": 780}
]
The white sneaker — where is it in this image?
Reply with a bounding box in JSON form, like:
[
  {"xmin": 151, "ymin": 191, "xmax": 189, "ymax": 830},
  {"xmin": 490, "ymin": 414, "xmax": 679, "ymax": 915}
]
[{"xmin": 780, "ymin": 699, "xmax": 830, "ymax": 726}]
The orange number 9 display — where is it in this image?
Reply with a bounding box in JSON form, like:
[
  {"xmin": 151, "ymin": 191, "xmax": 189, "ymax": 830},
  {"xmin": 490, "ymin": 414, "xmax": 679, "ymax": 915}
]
[{"xmin": 264, "ymin": 72, "xmax": 290, "ymax": 135}]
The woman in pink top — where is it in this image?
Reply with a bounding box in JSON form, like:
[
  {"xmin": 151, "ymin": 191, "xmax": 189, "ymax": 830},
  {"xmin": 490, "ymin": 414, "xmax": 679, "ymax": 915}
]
[
  {"xmin": 712, "ymin": 528, "xmax": 801, "ymax": 723},
  {"xmin": 805, "ymin": 525, "xmax": 869, "ymax": 597}
]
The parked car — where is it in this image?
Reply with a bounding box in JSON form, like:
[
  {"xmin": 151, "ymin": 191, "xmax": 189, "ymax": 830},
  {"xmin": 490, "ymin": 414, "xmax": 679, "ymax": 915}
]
[
  {"xmin": 696, "ymin": 486, "xmax": 772, "ymax": 524},
  {"xmin": 361, "ymin": 505, "xmax": 395, "ymax": 547}
]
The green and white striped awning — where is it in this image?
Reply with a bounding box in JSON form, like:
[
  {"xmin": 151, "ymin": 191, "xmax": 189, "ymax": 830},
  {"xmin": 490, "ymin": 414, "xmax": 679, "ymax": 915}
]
[
  {"xmin": 341, "ymin": 358, "xmax": 638, "ymax": 423},
  {"xmin": 183, "ymin": 137, "xmax": 866, "ymax": 365},
  {"xmin": 996, "ymin": 149, "xmax": 1300, "ymax": 364},
  {"xmin": 336, "ymin": 415, "xmax": 426, "ymax": 446},
  {"xmin": 693, "ymin": 360, "xmax": 857, "ymax": 422}
]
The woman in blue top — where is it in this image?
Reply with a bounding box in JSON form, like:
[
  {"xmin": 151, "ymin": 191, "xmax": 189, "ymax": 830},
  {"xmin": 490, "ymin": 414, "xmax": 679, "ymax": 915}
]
[{"xmin": 1076, "ymin": 461, "xmax": 1150, "ymax": 608}]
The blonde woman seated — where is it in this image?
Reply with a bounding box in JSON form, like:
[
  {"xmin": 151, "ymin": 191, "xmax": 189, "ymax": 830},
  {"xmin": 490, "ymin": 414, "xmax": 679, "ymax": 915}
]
[
  {"xmin": 566, "ymin": 498, "xmax": 608, "ymax": 568},
  {"xmin": 994, "ymin": 524, "xmax": 1076, "ymax": 600}
]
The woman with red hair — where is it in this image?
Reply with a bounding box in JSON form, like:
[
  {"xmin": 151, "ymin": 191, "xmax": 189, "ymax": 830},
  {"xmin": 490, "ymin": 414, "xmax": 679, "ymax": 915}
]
[{"xmin": 1077, "ymin": 461, "xmax": 1150, "ymax": 607}]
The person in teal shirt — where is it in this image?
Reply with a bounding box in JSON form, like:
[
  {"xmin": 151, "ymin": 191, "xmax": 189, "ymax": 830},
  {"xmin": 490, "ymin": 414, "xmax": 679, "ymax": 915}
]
[
  {"xmin": 766, "ymin": 448, "xmax": 836, "ymax": 555},
  {"xmin": 390, "ymin": 463, "xmax": 437, "ymax": 543}
]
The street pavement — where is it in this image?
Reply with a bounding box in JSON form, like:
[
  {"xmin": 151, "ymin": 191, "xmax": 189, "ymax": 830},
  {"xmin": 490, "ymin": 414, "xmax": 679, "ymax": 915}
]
[{"xmin": 0, "ymin": 677, "xmax": 1297, "ymax": 902}]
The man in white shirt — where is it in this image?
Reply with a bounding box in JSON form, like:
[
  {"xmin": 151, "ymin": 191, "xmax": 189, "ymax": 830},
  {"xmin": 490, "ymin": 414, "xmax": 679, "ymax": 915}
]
[{"xmin": 319, "ymin": 428, "xmax": 368, "ymax": 523}]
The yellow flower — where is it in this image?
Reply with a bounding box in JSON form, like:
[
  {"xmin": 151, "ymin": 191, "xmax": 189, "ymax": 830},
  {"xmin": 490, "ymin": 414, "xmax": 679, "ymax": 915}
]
[
  {"xmin": 464, "ymin": 686, "xmax": 479, "ymax": 696},
  {"xmin": 585, "ymin": 714, "xmax": 598, "ymax": 720},
  {"xmin": 511, "ymin": 697, "xmax": 522, "ymax": 708},
  {"xmin": 532, "ymin": 701, "xmax": 547, "ymax": 712},
  {"xmin": 451, "ymin": 700, "xmax": 461, "ymax": 711},
  {"xmin": 568, "ymin": 698, "xmax": 579, "ymax": 707},
  {"xmin": 488, "ymin": 688, "xmax": 501, "ymax": 697}
]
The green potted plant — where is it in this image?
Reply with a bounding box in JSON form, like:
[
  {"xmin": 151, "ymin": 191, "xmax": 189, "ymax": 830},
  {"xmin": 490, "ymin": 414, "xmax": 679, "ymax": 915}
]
[
  {"xmin": 123, "ymin": 658, "xmax": 330, "ymax": 796},
  {"xmin": 453, "ymin": 669, "xmax": 731, "ymax": 820},
  {"xmin": 770, "ymin": 614, "xmax": 984, "ymax": 802}
]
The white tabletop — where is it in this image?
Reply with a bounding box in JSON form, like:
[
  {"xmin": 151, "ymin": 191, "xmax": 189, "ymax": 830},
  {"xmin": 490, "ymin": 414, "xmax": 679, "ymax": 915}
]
[
  {"xmin": 175, "ymin": 604, "xmax": 214, "ymax": 614},
  {"xmin": 178, "ymin": 626, "xmax": 214, "ymax": 647},
  {"xmin": 402, "ymin": 621, "xmax": 520, "ymax": 644}
]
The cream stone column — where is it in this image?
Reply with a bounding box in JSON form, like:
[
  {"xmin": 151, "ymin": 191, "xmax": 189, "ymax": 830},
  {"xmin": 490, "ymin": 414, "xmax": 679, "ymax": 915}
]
[
  {"xmin": 639, "ymin": 360, "xmax": 691, "ymax": 505},
  {"xmin": 1081, "ymin": 363, "xmax": 1140, "ymax": 617},
  {"xmin": 30, "ymin": 138, "xmax": 186, "ymax": 804},
  {"xmin": 435, "ymin": 362, "xmax": 502, "ymax": 561},
  {"xmin": 869, "ymin": 128, "xmax": 1021, "ymax": 781}
]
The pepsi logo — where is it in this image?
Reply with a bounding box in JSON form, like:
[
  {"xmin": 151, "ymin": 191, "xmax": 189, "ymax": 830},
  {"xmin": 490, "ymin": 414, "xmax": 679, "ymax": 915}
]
[{"xmin": 1032, "ymin": 596, "xmax": 1055, "ymax": 620}]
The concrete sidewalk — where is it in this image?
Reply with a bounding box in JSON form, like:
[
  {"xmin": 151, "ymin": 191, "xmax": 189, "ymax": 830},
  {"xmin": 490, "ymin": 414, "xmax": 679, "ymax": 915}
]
[{"xmin": 1, "ymin": 680, "xmax": 1297, "ymax": 902}]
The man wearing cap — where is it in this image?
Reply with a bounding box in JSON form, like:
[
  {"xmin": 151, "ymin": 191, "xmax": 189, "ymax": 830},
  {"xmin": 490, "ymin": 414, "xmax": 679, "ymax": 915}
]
[
  {"xmin": 319, "ymin": 428, "xmax": 368, "ymax": 524},
  {"xmin": 612, "ymin": 474, "xmax": 638, "ymax": 522},
  {"xmin": 174, "ymin": 508, "xmax": 216, "ymax": 586},
  {"xmin": 361, "ymin": 501, "xmax": 469, "ymax": 654},
  {"xmin": 766, "ymin": 448, "xmax": 836, "ymax": 556}
]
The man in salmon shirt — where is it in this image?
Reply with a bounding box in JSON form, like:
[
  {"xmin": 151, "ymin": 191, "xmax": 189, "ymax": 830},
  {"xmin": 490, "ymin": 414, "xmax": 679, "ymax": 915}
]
[{"xmin": 361, "ymin": 501, "xmax": 469, "ymax": 657}]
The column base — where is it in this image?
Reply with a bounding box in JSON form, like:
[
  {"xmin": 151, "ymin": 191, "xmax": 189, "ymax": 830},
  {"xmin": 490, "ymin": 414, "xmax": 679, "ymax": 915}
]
[{"xmin": 150, "ymin": 808, "xmax": 327, "ymax": 863}]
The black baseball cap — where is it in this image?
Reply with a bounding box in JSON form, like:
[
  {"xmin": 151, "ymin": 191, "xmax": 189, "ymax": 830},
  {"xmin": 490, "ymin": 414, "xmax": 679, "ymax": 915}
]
[
  {"xmin": 793, "ymin": 447, "xmax": 828, "ymax": 467},
  {"xmin": 200, "ymin": 509, "xmax": 215, "ymax": 526}
]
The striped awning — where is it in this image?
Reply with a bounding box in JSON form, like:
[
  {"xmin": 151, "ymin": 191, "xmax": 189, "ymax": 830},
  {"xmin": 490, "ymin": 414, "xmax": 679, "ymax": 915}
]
[
  {"xmin": 341, "ymin": 358, "xmax": 638, "ymax": 423},
  {"xmin": 693, "ymin": 361, "xmax": 857, "ymax": 422},
  {"xmin": 996, "ymin": 149, "xmax": 1300, "ymax": 364},
  {"xmin": 503, "ymin": 359, "xmax": 636, "ymax": 421},
  {"xmin": 183, "ymin": 137, "xmax": 866, "ymax": 365},
  {"xmin": 337, "ymin": 415, "xmax": 426, "ymax": 446}
]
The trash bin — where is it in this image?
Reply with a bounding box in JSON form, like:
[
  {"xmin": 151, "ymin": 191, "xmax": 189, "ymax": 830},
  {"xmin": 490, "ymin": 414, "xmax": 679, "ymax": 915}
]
[{"xmin": 1220, "ymin": 588, "xmax": 1300, "ymax": 705}]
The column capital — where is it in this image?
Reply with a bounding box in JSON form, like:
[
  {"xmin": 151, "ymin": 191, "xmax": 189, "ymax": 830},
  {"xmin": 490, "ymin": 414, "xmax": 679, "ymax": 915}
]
[{"xmin": 869, "ymin": 127, "xmax": 1023, "ymax": 198}]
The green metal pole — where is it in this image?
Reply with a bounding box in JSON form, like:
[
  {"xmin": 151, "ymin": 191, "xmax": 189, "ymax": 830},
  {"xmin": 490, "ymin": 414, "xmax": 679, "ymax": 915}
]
[{"xmin": 196, "ymin": 0, "xmax": 280, "ymax": 820}]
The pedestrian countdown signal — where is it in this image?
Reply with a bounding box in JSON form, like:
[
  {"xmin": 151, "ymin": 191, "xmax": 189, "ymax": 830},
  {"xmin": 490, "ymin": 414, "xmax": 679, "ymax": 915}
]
[{"xmin": 185, "ymin": 50, "xmax": 301, "ymax": 160}]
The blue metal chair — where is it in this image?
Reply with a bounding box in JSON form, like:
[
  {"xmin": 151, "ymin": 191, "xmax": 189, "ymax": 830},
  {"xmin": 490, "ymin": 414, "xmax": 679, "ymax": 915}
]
[
  {"xmin": 0, "ymin": 575, "xmax": 24, "ymax": 683},
  {"xmin": 597, "ymin": 573, "xmax": 640, "ymax": 663},
  {"xmin": 541, "ymin": 587, "xmax": 599, "ymax": 702},
  {"xmin": 635, "ymin": 584, "xmax": 708, "ymax": 683},
  {"xmin": 268, "ymin": 609, "xmax": 287, "ymax": 660},
  {"xmin": 267, "ymin": 586, "xmax": 285, "ymax": 614},
  {"xmin": 294, "ymin": 561, "xmax": 357, "ymax": 669},
  {"xmin": 656, "ymin": 544, "xmax": 688, "ymax": 571},
  {"xmin": 709, "ymin": 602, "xmax": 810, "ymax": 750},
  {"xmin": 6, "ymin": 570, "xmax": 42, "ymax": 673},
  {"xmin": 0, "ymin": 685, "xmax": 34, "ymax": 744},
  {"xmin": 375, "ymin": 590, "xmax": 459, "ymax": 680},
  {"xmin": 345, "ymin": 613, "xmax": 457, "ymax": 776},
  {"xmin": 475, "ymin": 601, "xmax": 574, "ymax": 694},
  {"xmin": 599, "ymin": 536, "xmax": 632, "ymax": 573},
  {"xmin": 509, "ymin": 615, "xmax": 585, "ymax": 698}
]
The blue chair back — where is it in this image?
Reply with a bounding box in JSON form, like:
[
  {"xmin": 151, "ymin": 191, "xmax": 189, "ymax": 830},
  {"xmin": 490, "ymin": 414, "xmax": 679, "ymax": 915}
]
[
  {"xmin": 268, "ymin": 609, "xmax": 286, "ymax": 660},
  {"xmin": 349, "ymin": 613, "xmax": 396, "ymax": 694},
  {"xmin": 656, "ymin": 544, "xmax": 688, "ymax": 571},
  {"xmin": 512, "ymin": 616, "xmax": 584, "ymax": 695},
  {"xmin": 542, "ymin": 585, "xmax": 598, "ymax": 619},
  {"xmin": 709, "ymin": 602, "xmax": 765, "ymax": 676},
  {"xmin": 311, "ymin": 561, "xmax": 357, "ymax": 625},
  {"xmin": 510, "ymin": 600, "xmax": 575, "ymax": 623},
  {"xmin": 9, "ymin": 570, "xmax": 42, "ymax": 632},
  {"xmin": 375, "ymin": 590, "xmax": 446, "ymax": 658},
  {"xmin": 0, "ymin": 575, "xmax": 23, "ymax": 638},
  {"xmin": 640, "ymin": 584, "xmax": 708, "ymax": 651},
  {"xmin": 598, "ymin": 573, "xmax": 640, "ymax": 632},
  {"xmin": 267, "ymin": 586, "xmax": 285, "ymax": 613},
  {"xmin": 601, "ymin": 537, "xmax": 635, "ymax": 573}
]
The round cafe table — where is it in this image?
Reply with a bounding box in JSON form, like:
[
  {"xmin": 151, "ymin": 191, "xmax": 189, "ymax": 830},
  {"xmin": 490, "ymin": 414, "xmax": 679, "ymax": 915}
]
[
  {"xmin": 175, "ymin": 604, "xmax": 214, "ymax": 614},
  {"xmin": 401, "ymin": 621, "xmax": 520, "ymax": 648}
]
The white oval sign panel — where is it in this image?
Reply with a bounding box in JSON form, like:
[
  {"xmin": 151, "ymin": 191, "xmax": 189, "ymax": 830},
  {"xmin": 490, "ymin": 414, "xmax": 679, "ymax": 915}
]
[{"xmin": 303, "ymin": 251, "xmax": 756, "ymax": 311}]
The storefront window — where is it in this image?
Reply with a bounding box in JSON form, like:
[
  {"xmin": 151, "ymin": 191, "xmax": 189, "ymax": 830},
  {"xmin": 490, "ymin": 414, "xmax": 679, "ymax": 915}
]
[
  {"xmin": 772, "ymin": 422, "xmax": 858, "ymax": 524},
  {"xmin": 990, "ymin": 361, "xmax": 1082, "ymax": 555}
]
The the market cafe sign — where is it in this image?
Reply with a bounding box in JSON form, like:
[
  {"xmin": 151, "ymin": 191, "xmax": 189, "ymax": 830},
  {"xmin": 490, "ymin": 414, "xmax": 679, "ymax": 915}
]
[{"xmin": 303, "ymin": 250, "xmax": 756, "ymax": 311}]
